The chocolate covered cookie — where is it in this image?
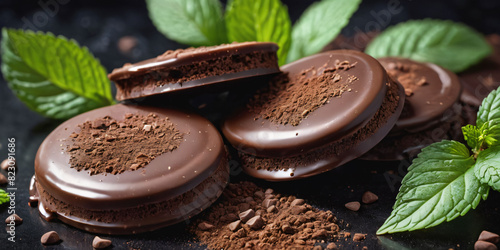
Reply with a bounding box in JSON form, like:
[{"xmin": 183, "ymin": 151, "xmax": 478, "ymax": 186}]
[
  {"xmin": 362, "ymin": 57, "xmax": 463, "ymax": 160},
  {"xmin": 30, "ymin": 104, "xmax": 229, "ymax": 234},
  {"xmin": 108, "ymin": 42, "xmax": 280, "ymax": 101},
  {"xmin": 222, "ymin": 50, "xmax": 405, "ymax": 181}
]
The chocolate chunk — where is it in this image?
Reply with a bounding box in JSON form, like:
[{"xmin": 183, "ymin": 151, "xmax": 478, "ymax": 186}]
[
  {"xmin": 246, "ymin": 215, "xmax": 264, "ymax": 230},
  {"xmin": 479, "ymin": 231, "xmax": 500, "ymax": 244},
  {"xmin": 267, "ymin": 205, "xmax": 277, "ymax": 213},
  {"xmin": 239, "ymin": 209, "xmax": 255, "ymax": 223},
  {"xmin": 92, "ymin": 236, "xmax": 112, "ymax": 249},
  {"xmin": 474, "ymin": 241, "xmax": 498, "ymax": 250},
  {"xmin": 227, "ymin": 220, "xmax": 242, "ymax": 232},
  {"xmin": 0, "ymin": 173, "xmax": 7, "ymax": 185},
  {"xmin": 327, "ymin": 243, "xmax": 338, "ymax": 249},
  {"xmin": 345, "ymin": 201, "xmax": 361, "ymax": 211},
  {"xmin": 40, "ymin": 231, "xmax": 61, "ymax": 245},
  {"xmin": 312, "ymin": 229, "xmax": 328, "ymax": 239},
  {"xmin": 221, "ymin": 213, "xmax": 239, "ymax": 222},
  {"xmin": 361, "ymin": 191, "xmax": 378, "ymax": 204},
  {"xmin": 1, "ymin": 159, "xmax": 15, "ymax": 171},
  {"xmin": 262, "ymin": 198, "xmax": 277, "ymax": 208},
  {"xmin": 198, "ymin": 222, "xmax": 215, "ymax": 231},
  {"xmin": 353, "ymin": 233, "xmax": 367, "ymax": 242},
  {"xmin": 291, "ymin": 198, "xmax": 305, "ymax": 206},
  {"xmin": 254, "ymin": 191, "xmax": 265, "ymax": 199},
  {"xmin": 5, "ymin": 214, "xmax": 22, "ymax": 225},
  {"xmin": 291, "ymin": 205, "xmax": 308, "ymax": 215}
]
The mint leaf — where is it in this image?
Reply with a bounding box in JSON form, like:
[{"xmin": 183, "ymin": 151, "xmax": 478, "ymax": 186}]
[
  {"xmin": 475, "ymin": 146, "xmax": 500, "ymax": 191},
  {"xmin": 286, "ymin": 0, "xmax": 361, "ymax": 63},
  {"xmin": 146, "ymin": 0, "xmax": 227, "ymax": 46},
  {"xmin": 225, "ymin": 0, "xmax": 291, "ymax": 65},
  {"xmin": 377, "ymin": 140, "xmax": 489, "ymax": 235},
  {"xmin": 477, "ymin": 87, "xmax": 500, "ymax": 147},
  {"xmin": 462, "ymin": 125, "xmax": 483, "ymax": 154},
  {"xmin": 365, "ymin": 19, "xmax": 492, "ymax": 73},
  {"xmin": 0, "ymin": 189, "xmax": 8, "ymax": 205},
  {"xmin": 1, "ymin": 29, "xmax": 114, "ymax": 119}
]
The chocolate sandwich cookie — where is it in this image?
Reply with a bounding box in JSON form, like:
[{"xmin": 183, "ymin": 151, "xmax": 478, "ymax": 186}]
[
  {"xmin": 30, "ymin": 104, "xmax": 229, "ymax": 234},
  {"xmin": 222, "ymin": 50, "xmax": 405, "ymax": 181},
  {"xmin": 362, "ymin": 57, "xmax": 463, "ymax": 160},
  {"xmin": 460, "ymin": 34, "xmax": 500, "ymax": 107},
  {"xmin": 108, "ymin": 42, "xmax": 280, "ymax": 101}
]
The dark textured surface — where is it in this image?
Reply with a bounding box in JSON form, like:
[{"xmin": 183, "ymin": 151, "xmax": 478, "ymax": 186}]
[{"xmin": 1, "ymin": 0, "xmax": 500, "ymax": 249}]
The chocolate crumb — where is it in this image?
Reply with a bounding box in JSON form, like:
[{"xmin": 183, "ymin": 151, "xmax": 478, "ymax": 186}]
[
  {"xmin": 474, "ymin": 240, "xmax": 498, "ymax": 250},
  {"xmin": 41, "ymin": 231, "xmax": 61, "ymax": 245},
  {"xmin": 479, "ymin": 231, "xmax": 500, "ymax": 244},
  {"xmin": 327, "ymin": 242, "xmax": 338, "ymax": 249},
  {"xmin": 345, "ymin": 201, "xmax": 361, "ymax": 211},
  {"xmin": 239, "ymin": 209, "xmax": 255, "ymax": 223},
  {"xmin": 92, "ymin": 236, "xmax": 112, "ymax": 249},
  {"xmin": 67, "ymin": 113, "xmax": 183, "ymax": 175},
  {"xmin": 361, "ymin": 191, "xmax": 379, "ymax": 204},
  {"xmin": 198, "ymin": 222, "xmax": 215, "ymax": 231},
  {"xmin": 353, "ymin": 233, "xmax": 367, "ymax": 242},
  {"xmin": 0, "ymin": 173, "xmax": 7, "ymax": 185},
  {"xmin": 191, "ymin": 181, "xmax": 347, "ymax": 249},
  {"xmin": 5, "ymin": 214, "xmax": 22, "ymax": 225},
  {"xmin": 291, "ymin": 198, "xmax": 306, "ymax": 206}
]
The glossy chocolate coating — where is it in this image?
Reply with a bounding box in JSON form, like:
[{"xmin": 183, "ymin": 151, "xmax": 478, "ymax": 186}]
[
  {"xmin": 378, "ymin": 58, "xmax": 462, "ymax": 133},
  {"xmin": 34, "ymin": 104, "xmax": 228, "ymax": 233},
  {"xmin": 109, "ymin": 42, "xmax": 280, "ymax": 101},
  {"xmin": 223, "ymin": 50, "xmax": 389, "ymax": 158}
]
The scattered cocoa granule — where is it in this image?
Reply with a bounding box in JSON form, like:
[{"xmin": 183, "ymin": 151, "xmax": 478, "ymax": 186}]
[
  {"xmin": 353, "ymin": 233, "xmax": 366, "ymax": 242},
  {"xmin": 0, "ymin": 173, "xmax": 7, "ymax": 185},
  {"xmin": 93, "ymin": 236, "xmax": 112, "ymax": 249},
  {"xmin": 385, "ymin": 61, "xmax": 428, "ymax": 97},
  {"xmin": 5, "ymin": 214, "xmax": 22, "ymax": 225},
  {"xmin": 191, "ymin": 181, "xmax": 350, "ymax": 249},
  {"xmin": 474, "ymin": 240, "xmax": 497, "ymax": 250},
  {"xmin": 248, "ymin": 60, "xmax": 358, "ymax": 126},
  {"xmin": 41, "ymin": 231, "xmax": 61, "ymax": 245},
  {"xmin": 361, "ymin": 191, "xmax": 379, "ymax": 204},
  {"xmin": 66, "ymin": 113, "xmax": 183, "ymax": 175},
  {"xmin": 345, "ymin": 202, "xmax": 361, "ymax": 211},
  {"xmin": 479, "ymin": 231, "xmax": 500, "ymax": 244}
]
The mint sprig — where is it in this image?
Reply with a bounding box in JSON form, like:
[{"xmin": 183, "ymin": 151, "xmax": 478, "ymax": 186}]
[
  {"xmin": 365, "ymin": 19, "xmax": 492, "ymax": 73},
  {"xmin": 146, "ymin": 0, "xmax": 228, "ymax": 46},
  {"xmin": 378, "ymin": 86, "xmax": 500, "ymax": 234},
  {"xmin": 0, "ymin": 189, "xmax": 8, "ymax": 205},
  {"xmin": 147, "ymin": 0, "xmax": 361, "ymax": 65},
  {"xmin": 1, "ymin": 29, "xmax": 114, "ymax": 120},
  {"xmin": 225, "ymin": 0, "xmax": 291, "ymax": 65}
]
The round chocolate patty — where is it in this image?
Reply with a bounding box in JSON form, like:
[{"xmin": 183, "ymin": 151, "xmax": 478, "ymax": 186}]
[
  {"xmin": 32, "ymin": 104, "xmax": 229, "ymax": 234},
  {"xmin": 222, "ymin": 50, "xmax": 405, "ymax": 180},
  {"xmin": 108, "ymin": 42, "xmax": 280, "ymax": 101}
]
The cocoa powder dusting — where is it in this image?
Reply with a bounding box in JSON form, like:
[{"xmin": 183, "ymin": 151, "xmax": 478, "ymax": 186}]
[
  {"xmin": 248, "ymin": 60, "xmax": 358, "ymax": 126},
  {"xmin": 385, "ymin": 61, "xmax": 428, "ymax": 97},
  {"xmin": 192, "ymin": 181, "xmax": 352, "ymax": 249},
  {"xmin": 66, "ymin": 113, "xmax": 183, "ymax": 175}
]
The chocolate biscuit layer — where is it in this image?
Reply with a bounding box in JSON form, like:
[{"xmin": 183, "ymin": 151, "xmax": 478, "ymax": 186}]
[{"xmin": 109, "ymin": 42, "xmax": 280, "ymax": 101}]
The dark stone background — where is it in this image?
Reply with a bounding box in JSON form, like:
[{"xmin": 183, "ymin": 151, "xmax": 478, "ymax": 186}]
[{"xmin": 0, "ymin": 0, "xmax": 499, "ymax": 249}]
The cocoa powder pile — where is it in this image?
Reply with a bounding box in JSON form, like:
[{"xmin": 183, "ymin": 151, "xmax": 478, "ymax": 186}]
[
  {"xmin": 385, "ymin": 61, "xmax": 428, "ymax": 97},
  {"xmin": 248, "ymin": 60, "xmax": 358, "ymax": 126},
  {"xmin": 66, "ymin": 113, "xmax": 183, "ymax": 175},
  {"xmin": 192, "ymin": 181, "xmax": 352, "ymax": 249}
]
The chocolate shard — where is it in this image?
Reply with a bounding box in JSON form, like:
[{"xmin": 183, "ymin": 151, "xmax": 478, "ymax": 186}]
[
  {"xmin": 479, "ymin": 230, "xmax": 500, "ymax": 244},
  {"xmin": 246, "ymin": 215, "xmax": 264, "ymax": 230},
  {"xmin": 92, "ymin": 236, "xmax": 112, "ymax": 249},
  {"xmin": 5, "ymin": 214, "xmax": 22, "ymax": 225},
  {"xmin": 239, "ymin": 209, "xmax": 256, "ymax": 223},
  {"xmin": 40, "ymin": 231, "xmax": 61, "ymax": 245},
  {"xmin": 227, "ymin": 220, "xmax": 242, "ymax": 232},
  {"xmin": 345, "ymin": 201, "xmax": 361, "ymax": 211},
  {"xmin": 361, "ymin": 191, "xmax": 378, "ymax": 204},
  {"xmin": 474, "ymin": 240, "xmax": 498, "ymax": 250}
]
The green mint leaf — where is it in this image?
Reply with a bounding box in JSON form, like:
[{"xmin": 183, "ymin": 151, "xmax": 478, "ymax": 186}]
[
  {"xmin": 286, "ymin": 0, "xmax": 361, "ymax": 63},
  {"xmin": 225, "ymin": 0, "xmax": 291, "ymax": 65},
  {"xmin": 146, "ymin": 0, "xmax": 227, "ymax": 46},
  {"xmin": 1, "ymin": 29, "xmax": 114, "ymax": 120},
  {"xmin": 0, "ymin": 189, "xmax": 8, "ymax": 205},
  {"xmin": 377, "ymin": 140, "xmax": 489, "ymax": 235},
  {"xmin": 477, "ymin": 87, "xmax": 500, "ymax": 147},
  {"xmin": 462, "ymin": 124, "xmax": 483, "ymax": 153},
  {"xmin": 365, "ymin": 19, "xmax": 492, "ymax": 73},
  {"xmin": 475, "ymin": 146, "xmax": 500, "ymax": 191}
]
